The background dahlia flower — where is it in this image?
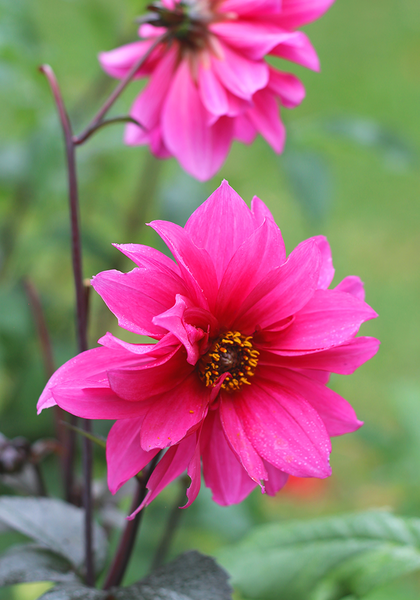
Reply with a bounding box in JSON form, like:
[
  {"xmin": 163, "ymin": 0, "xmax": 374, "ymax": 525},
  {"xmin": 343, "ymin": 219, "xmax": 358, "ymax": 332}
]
[
  {"xmin": 99, "ymin": 0, "xmax": 336, "ymax": 180},
  {"xmin": 38, "ymin": 181, "xmax": 379, "ymax": 513}
]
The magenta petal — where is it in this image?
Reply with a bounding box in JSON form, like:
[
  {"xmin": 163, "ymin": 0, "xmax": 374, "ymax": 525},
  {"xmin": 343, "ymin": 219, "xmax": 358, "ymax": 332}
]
[
  {"xmin": 198, "ymin": 63, "xmax": 229, "ymax": 118},
  {"xmin": 259, "ymin": 366, "xmax": 363, "ymax": 436},
  {"xmin": 235, "ymin": 238, "xmax": 320, "ymax": 332},
  {"xmin": 219, "ymin": 0, "xmax": 282, "ymax": 16},
  {"xmin": 184, "ymin": 440, "xmax": 202, "ymax": 508},
  {"xmin": 98, "ymin": 40, "xmax": 162, "ymax": 79},
  {"xmin": 161, "ymin": 60, "xmax": 234, "ymax": 181},
  {"xmin": 216, "ymin": 218, "xmax": 287, "ymax": 326},
  {"xmin": 267, "ymin": 67, "xmax": 305, "ymax": 108},
  {"xmin": 92, "ymin": 267, "xmax": 184, "ymax": 338},
  {"xmin": 271, "ymin": 31, "xmax": 320, "ymax": 71},
  {"xmin": 335, "ymin": 276, "xmax": 365, "ymax": 301},
  {"xmin": 127, "ymin": 44, "xmax": 178, "ymax": 131},
  {"xmin": 236, "ymin": 381, "xmax": 332, "ymax": 477},
  {"xmin": 140, "ymin": 372, "xmax": 209, "ymax": 450},
  {"xmin": 132, "ymin": 434, "xmax": 198, "ymax": 516},
  {"xmin": 153, "ymin": 295, "xmax": 206, "ymax": 364},
  {"xmin": 247, "ymin": 88, "xmax": 285, "ymax": 153},
  {"xmin": 312, "ymin": 235, "xmax": 335, "ymax": 289},
  {"xmin": 210, "ymin": 21, "xmax": 296, "ymax": 61},
  {"xmin": 263, "ymin": 460, "xmax": 289, "ymax": 496},
  {"xmin": 37, "ymin": 346, "xmax": 147, "ymax": 413},
  {"xmin": 233, "ymin": 113, "xmax": 257, "ymax": 144},
  {"xmin": 185, "ymin": 180, "xmax": 257, "ymax": 283},
  {"xmin": 107, "ymin": 418, "xmax": 160, "ymax": 493},
  {"xmin": 260, "ymin": 336, "xmax": 380, "ymax": 374},
  {"xmin": 276, "ymin": 289, "xmax": 378, "ymax": 352},
  {"xmin": 211, "ymin": 43, "xmax": 269, "ymax": 100},
  {"xmin": 113, "ymin": 243, "xmax": 181, "ymax": 277},
  {"xmin": 50, "ymin": 385, "xmax": 154, "ymax": 420},
  {"xmin": 149, "ymin": 219, "xmax": 218, "ymax": 310},
  {"xmin": 278, "ymin": 0, "xmax": 336, "ymax": 28},
  {"xmin": 108, "ymin": 347, "xmax": 193, "ymax": 402},
  {"xmin": 202, "ymin": 411, "xmax": 257, "ymax": 505},
  {"xmin": 219, "ymin": 394, "xmax": 268, "ymax": 484}
]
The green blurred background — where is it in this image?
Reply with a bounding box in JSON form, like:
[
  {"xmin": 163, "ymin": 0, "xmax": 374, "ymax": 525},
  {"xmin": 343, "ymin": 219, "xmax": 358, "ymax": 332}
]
[{"xmin": 0, "ymin": 0, "xmax": 420, "ymax": 598}]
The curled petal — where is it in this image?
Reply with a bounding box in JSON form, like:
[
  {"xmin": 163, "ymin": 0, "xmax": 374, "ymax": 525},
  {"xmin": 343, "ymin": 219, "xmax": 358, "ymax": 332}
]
[
  {"xmin": 271, "ymin": 31, "xmax": 320, "ymax": 71},
  {"xmin": 335, "ymin": 275, "xmax": 365, "ymax": 301}
]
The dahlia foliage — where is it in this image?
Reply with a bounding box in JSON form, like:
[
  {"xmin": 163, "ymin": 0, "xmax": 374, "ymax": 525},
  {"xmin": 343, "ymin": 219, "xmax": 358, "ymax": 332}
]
[
  {"xmin": 100, "ymin": 0, "xmax": 335, "ymax": 180},
  {"xmin": 38, "ymin": 181, "xmax": 379, "ymax": 514}
]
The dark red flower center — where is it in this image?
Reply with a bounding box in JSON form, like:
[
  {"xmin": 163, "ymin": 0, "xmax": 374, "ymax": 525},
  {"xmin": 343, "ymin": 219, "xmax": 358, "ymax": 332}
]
[
  {"xmin": 141, "ymin": 1, "xmax": 214, "ymax": 49},
  {"xmin": 198, "ymin": 331, "xmax": 260, "ymax": 392}
]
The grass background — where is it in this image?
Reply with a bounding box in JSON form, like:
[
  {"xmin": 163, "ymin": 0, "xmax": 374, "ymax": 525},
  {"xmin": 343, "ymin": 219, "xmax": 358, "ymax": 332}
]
[{"xmin": 0, "ymin": 0, "xmax": 420, "ymax": 597}]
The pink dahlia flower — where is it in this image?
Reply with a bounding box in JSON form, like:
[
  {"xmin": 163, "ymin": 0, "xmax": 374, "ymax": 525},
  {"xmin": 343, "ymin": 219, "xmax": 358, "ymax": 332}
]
[
  {"xmin": 99, "ymin": 0, "xmax": 335, "ymax": 180},
  {"xmin": 38, "ymin": 181, "xmax": 379, "ymax": 512}
]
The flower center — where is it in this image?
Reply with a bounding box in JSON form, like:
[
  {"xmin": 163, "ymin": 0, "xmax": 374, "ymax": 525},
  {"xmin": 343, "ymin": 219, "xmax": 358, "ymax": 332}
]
[
  {"xmin": 198, "ymin": 331, "xmax": 260, "ymax": 392},
  {"xmin": 142, "ymin": 1, "xmax": 214, "ymax": 49}
]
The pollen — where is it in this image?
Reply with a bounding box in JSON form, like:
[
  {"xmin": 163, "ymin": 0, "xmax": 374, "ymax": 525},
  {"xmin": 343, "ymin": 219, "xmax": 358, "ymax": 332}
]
[{"xmin": 198, "ymin": 331, "xmax": 260, "ymax": 392}]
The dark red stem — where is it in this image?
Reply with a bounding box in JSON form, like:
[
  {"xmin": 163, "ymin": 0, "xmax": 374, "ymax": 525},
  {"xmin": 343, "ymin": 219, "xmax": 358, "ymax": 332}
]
[
  {"xmin": 39, "ymin": 65, "xmax": 94, "ymax": 587},
  {"xmin": 103, "ymin": 454, "xmax": 161, "ymax": 590}
]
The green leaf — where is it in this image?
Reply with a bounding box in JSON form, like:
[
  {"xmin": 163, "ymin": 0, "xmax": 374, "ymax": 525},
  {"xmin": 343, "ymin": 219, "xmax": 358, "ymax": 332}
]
[
  {"xmin": 116, "ymin": 551, "xmax": 232, "ymax": 600},
  {"xmin": 282, "ymin": 150, "xmax": 332, "ymax": 222},
  {"xmin": 38, "ymin": 584, "xmax": 107, "ymax": 600},
  {"xmin": 216, "ymin": 510, "xmax": 420, "ymax": 600},
  {"xmin": 0, "ymin": 497, "xmax": 108, "ymax": 576},
  {"xmin": 0, "ymin": 543, "xmax": 79, "ymax": 586}
]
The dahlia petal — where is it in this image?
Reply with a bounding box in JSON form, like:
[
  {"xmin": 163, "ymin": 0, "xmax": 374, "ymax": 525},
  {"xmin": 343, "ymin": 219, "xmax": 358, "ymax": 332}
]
[
  {"xmin": 235, "ymin": 238, "xmax": 320, "ymax": 332},
  {"xmin": 152, "ymin": 295, "xmax": 206, "ymax": 364},
  {"xmin": 335, "ymin": 275, "xmax": 365, "ymax": 301},
  {"xmin": 126, "ymin": 44, "xmax": 178, "ymax": 131},
  {"xmin": 267, "ymin": 67, "xmax": 306, "ymax": 108},
  {"xmin": 211, "ymin": 43, "xmax": 269, "ymax": 100},
  {"xmin": 312, "ymin": 235, "xmax": 335, "ymax": 289},
  {"xmin": 210, "ymin": 21, "xmax": 296, "ymax": 61},
  {"xmin": 202, "ymin": 411, "xmax": 258, "ymax": 505},
  {"xmin": 219, "ymin": 0, "xmax": 282, "ymax": 16},
  {"xmin": 276, "ymin": 289, "xmax": 378, "ymax": 352},
  {"xmin": 107, "ymin": 347, "xmax": 193, "ymax": 402},
  {"xmin": 226, "ymin": 91, "xmax": 252, "ymax": 116},
  {"xmin": 260, "ymin": 337, "xmax": 380, "ymax": 374},
  {"xmin": 149, "ymin": 219, "xmax": 218, "ymax": 309},
  {"xmin": 114, "ymin": 243, "xmax": 181, "ymax": 276},
  {"xmin": 140, "ymin": 372, "xmax": 209, "ymax": 450},
  {"xmin": 92, "ymin": 268, "xmax": 184, "ymax": 337},
  {"xmin": 233, "ymin": 113, "xmax": 257, "ymax": 144},
  {"xmin": 259, "ymin": 366, "xmax": 363, "ymax": 436},
  {"xmin": 98, "ymin": 331, "xmax": 177, "ymax": 356},
  {"xmin": 99, "ymin": 40, "xmax": 163, "ymax": 79},
  {"xmin": 216, "ymin": 218, "xmax": 288, "ymax": 325},
  {"xmin": 37, "ymin": 346, "xmax": 146, "ymax": 413},
  {"xmin": 236, "ymin": 381, "xmax": 332, "ymax": 477},
  {"xmin": 132, "ymin": 434, "xmax": 198, "ymax": 516},
  {"xmin": 219, "ymin": 394, "xmax": 268, "ymax": 484},
  {"xmin": 161, "ymin": 60, "xmax": 234, "ymax": 181},
  {"xmin": 198, "ymin": 63, "xmax": 229, "ymax": 118},
  {"xmin": 107, "ymin": 418, "xmax": 160, "ymax": 494},
  {"xmin": 250, "ymin": 197, "xmax": 286, "ymax": 258},
  {"xmin": 247, "ymin": 88, "xmax": 285, "ymax": 153},
  {"xmin": 184, "ymin": 440, "xmax": 202, "ymax": 508},
  {"xmin": 271, "ymin": 31, "xmax": 320, "ymax": 71},
  {"xmin": 184, "ymin": 180, "xmax": 257, "ymax": 283},
  {"xmin": 263, "ymin": 460, "xmax": 289, "ymax": 496},
  {"xmin": 50, "ymin": 385, "xmax": 154, "ymax": 420},
  {"xmin": 279, "ymin": 0, "xmax": 336, "ymax": 28}
]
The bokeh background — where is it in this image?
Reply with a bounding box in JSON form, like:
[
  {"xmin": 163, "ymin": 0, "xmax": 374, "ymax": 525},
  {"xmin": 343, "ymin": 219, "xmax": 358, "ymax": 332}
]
[{"xmin": 1, "ymin": 0, "xmax": 420, "ymax": 598}]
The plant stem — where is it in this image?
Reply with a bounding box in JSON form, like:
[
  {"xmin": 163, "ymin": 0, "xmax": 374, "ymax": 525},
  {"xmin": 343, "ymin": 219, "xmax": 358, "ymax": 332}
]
[
  {"xmin": 150, "ymin": 475, "xmax": 188, "ymax": 572},
  {"xmin": 73, "ymin": 33, "xmax": 168, "ymax": 146},
  {"xmin": 40, "ymin": 65, "xmax": 94, "ymax": 586},
  {"xmin": 103, "ymin": 453, "xmax": 161, "ymax": 590}
]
